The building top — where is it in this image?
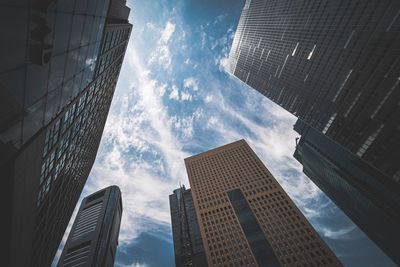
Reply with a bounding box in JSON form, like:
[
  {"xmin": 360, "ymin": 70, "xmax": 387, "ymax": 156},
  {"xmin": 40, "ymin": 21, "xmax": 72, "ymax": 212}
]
[
  {"xmin": 107, "ymin": 0, "xmax": 131, "ymax": 23},
  {"xmin": 184, "ymin": 139, "xmax": 246, "ymax": 161}
]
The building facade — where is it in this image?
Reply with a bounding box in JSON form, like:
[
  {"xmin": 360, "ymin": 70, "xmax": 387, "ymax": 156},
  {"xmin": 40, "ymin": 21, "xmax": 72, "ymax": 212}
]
[
  {"xmin": 293, "ymin": 119, "xmax": 400, "ymax": 266},
  {"xmin": 1, "ymin": 1, "xmax": 131, "ymax": 266},
  {"xmin": 57, "ymin": 186, "xmax": 123, "ymax": 267},
  {"xmin": 169, "ymin": 185, "xmax": 208, "ymax": 267},
  {"xmin": 227, "ymin": 0, "xmax": 400, "ymax": 183},
  {"xmin": 185, "ymin": 140, "xmax": 342, "ymax": 267}
]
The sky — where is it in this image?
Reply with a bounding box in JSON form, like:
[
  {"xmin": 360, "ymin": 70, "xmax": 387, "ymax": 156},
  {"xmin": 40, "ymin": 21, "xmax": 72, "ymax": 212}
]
[{"xmin": 53, "ymin": 0, "xmax": 396, "ymax": 266}]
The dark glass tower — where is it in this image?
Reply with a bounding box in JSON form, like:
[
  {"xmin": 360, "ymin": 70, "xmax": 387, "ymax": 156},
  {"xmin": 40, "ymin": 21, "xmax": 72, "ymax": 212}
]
[
  {"xmin": 1, "ymin": 1, "xmax": 131, "ymax": 266},
  {"xmin": 293, "ymin": 119, "xmax": 400, "ymax": 265},
  {"xmin": 57, "ymin": 185, "xmax": 123, "ymax": 267},
  {"xmin": 169, "ymin": 185, "xmax": 208, "ymax": 267},
  {"xmin": 228, "ymin": 0, "xmax": 400, "ymax": 183}
]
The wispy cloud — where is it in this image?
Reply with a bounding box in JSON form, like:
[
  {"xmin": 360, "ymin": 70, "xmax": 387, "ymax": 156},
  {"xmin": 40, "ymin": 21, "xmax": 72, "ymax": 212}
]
[
  {"xmin": 86, "ymin": 41, "xmax": 191, "ymax": 245},
  {"xmin": 148, "ymin": 21, "xmax": 176, "ymax": 69},
  {"xmin": 321, "ymin": 225, "xmax": 358, "ymax": 240},
  {"xmin": 183, "ymin": 77, "xmax": 199, "ymax": 91},
  {"xmin": 168, "ymin": 84, "xmax": 193, "ymax": 102}
]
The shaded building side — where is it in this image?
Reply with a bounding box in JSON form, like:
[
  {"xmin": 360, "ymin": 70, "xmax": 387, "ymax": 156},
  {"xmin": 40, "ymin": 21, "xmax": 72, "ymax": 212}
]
[
  {"xmin": 293, "ymin": 119, "xmax": 400, "ymax": 266},
  {"xmin": 57, "ymin": 185, "xmax": 123, "ymax": 267},
  {"xmin": 169, "ymin": 185, "xmax": 208, "ymax": 267}
]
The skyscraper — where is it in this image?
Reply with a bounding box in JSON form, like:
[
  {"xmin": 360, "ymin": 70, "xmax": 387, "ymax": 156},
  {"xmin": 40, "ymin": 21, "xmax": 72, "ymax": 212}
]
[
  {"xmin": 184, "ymin": 140, "xmax": 342, "ymax": 267},
  {"xmin": 169, "ymin": 185, "xmax": 208, "ymax": 267},
  {"xmin": 57, "ymin": 186, "xmax": 123, "ymax": 267},
  {"xmin": 293, "ymin": 119, "xmax": 400, "ymax": 266},
  {"xmin": 1, "ymin": 1, "xmax": 131, "ymax": 266},
  {"xmin": 227, "ymin": 0, "xmax": 400, "ymax": 183}
]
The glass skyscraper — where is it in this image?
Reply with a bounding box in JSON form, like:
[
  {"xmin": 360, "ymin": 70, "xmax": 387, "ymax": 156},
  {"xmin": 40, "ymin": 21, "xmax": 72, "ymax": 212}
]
[
  {"xmin": 227, "ymin": 0, "xmax": 400, "ymax": 183},
  {"xmin": 1, "ymin": 0, "xmax": 131, "ymax": 266},
  {"xmin": 293, "ymin": 119, "xmax": 400, "ymax": 266},
  {"xmin": 169, "ymin": 185, "xmax": 208, "ymax": 267}
]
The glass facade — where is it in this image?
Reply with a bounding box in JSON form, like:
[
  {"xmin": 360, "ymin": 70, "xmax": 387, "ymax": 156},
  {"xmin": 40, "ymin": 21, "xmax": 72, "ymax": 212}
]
[
  {"xmin": 2, "ymin": 1, "xmax": 132, "ymax": 266},
  {"xmin": 227, "ymin": 188, "xmax": 280, "ymax": 267},
  {"xmin": 293, "ymin": 119, "xmax": 400, "ymax": 266},
  {"xmin": 169, "ymin": 186, "xmax": 208, "ymax": 267},
  {"xmin": 0, "ymin": 0, "xmax": 109, "ymax": 148},
  {"xmin": 32, "ymin": 18, "xmax": 131, "ymax": 266},
  {"xmin": 228, "ymin": 0, "xmax": 400, "ymax": 183}
]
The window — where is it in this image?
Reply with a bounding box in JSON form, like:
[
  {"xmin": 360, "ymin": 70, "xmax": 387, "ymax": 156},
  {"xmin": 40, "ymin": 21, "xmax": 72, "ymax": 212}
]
[
  {"xmin": 322, "ymin": 113, "xmax": 337, "ymax": 134},
  {"xmin": 332, "ymin": 69, "xmax": 353, "ymax": 102},
  {"xmin": 307, "ymin": 44, "xmax": 316, "ymax": 60},
  {"xmin": 357, "ymin": 124, "xmax": 384, "ymax": 157},
  {"xmin": 371, "ymin": 77, "xmax": 400, "ymax": 118}
]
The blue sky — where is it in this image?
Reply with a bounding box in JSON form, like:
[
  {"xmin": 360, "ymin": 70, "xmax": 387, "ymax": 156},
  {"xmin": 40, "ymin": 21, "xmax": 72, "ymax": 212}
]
[{"xmin": 53, "ymin": 0, "xmax": 396, "ymax": 266}]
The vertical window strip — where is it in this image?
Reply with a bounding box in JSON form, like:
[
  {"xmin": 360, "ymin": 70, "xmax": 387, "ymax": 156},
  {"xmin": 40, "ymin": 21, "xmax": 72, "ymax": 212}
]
[
  {"xmin": 333, "ymin": 69, "xmax": 353, "ymax": 102},
  {"xmin": 292, "ymin": 42, "xmax": 299, "ymax": 56},
  {"xmin": 289, "ymin": 95, "xmax": 299, "ymax": 112},
  {"xmin": 322, "ymin": 113, "xmax": 337, "ymax": 134},
  {"xmin": 278, "ymin": 54, "xmax": 289, "ymax": 78},
  {"xmin": 265, "ymin": 50, "xmax": 271, "ymax": 63},
  {"xmin": 356, "ymin": 124, "xmax": 384, "ymax": 157},
  {"xmin": 307, "ymin": 44, "xmax": 316, "ymax": 60},
  {"xmin": 344, "ymin": 92, "xmax": 362, "ymax": 117},
  {"xmin": 245, "ymin": 72, "xmax": 250, "ymax": 83},
  {"xmin": 343, "ymin": 30, "xmax": 355, "ymax": 49},
  {"xmin": 386, "ymin": 9, "xmax": 400, "ymax": 31},
  {"xmin": 371, "ymin": 77, "xmax": 400, "ymax": 118}
]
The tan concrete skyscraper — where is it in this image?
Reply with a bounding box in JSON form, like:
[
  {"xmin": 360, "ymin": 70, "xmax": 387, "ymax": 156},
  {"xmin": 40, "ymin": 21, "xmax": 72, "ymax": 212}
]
[{"xmin": 185, "ymin": 140, "xmax": 342, "ymax": 267}]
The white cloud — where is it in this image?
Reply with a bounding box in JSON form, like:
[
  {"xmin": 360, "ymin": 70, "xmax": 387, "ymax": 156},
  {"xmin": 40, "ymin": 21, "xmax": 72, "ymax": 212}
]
[
  {"xmin": 183, "ymin": 77, "xmax": 199, "ymax": 91},
  {"xmin": 170, "ymin": 114, "xmax": 197, "ymax": 138},
  {"xmin": 180, "ymin": 91, "xmax": 193, "ymax": 101},
  {"xmin": 169, "ymin": 85, "xmax": 180, "ymax": 100},
  {"xmin": 218, "ymin": 56, "xmax": 231, "ymax": 73},
  {"xmin": 206, "ymin": 115, "xmax": 219, "ymax": 128},
  {"xmin": 145, "ymin": 22, "xmax": 157, "ymax": 31},
  {"xmin": 87, "ymin": 45, "xmax": 190, "ymax": 245},
  {"xmin": 168, "ymin": 85, "xmax": 193, "ymax": 102},
  {"xmin": 213, "ymin": 27, "xmax": 235, "ymax": 73},
  {"xmin": 201, "ymin": 83, "xmax": 322, "ymax": 210},
  {"xmin": 160, "ymin": 21, "xmax": 176, "ymax": 43},
  {"xmin": 204, "ymin": 95, "xmax": 213, "ymax": 103},
  {"xmin": 321, "ymin": 225, "xmax": 357, "ymax": 240},
  {"xmin": 148, "ymin": 21, "xmax": 176, "ymax": 69}
]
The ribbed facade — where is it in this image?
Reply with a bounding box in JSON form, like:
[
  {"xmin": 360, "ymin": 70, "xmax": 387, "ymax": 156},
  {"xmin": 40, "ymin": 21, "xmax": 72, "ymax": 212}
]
[
  {"xmin": 1, "ymin": 1, "xmax": 131, "ymax": 266},
  {"xmin": 228, "ymin": 0, "xmax": 400, "ymax": 183},
  {"xmin": 185, "ymin": 140, "xmax": 343, "ymax": 267},
  {"xmin": 57, "ymin": 186, "xmax": 123, "ymax": 267}
]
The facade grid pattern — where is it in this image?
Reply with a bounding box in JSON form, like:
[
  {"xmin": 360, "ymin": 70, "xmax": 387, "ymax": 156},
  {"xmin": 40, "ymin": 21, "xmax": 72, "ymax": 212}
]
[
  {"xmin": 185, "ymin": 140, "xmax": 342, "ymax": 267},
  {"xmin": 1, "ymin": 1, "xmax": 132, "ymax": 266},
  {"xmin": 228, "ymin": 0, "xmax": 400, "ymax": 182}
]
